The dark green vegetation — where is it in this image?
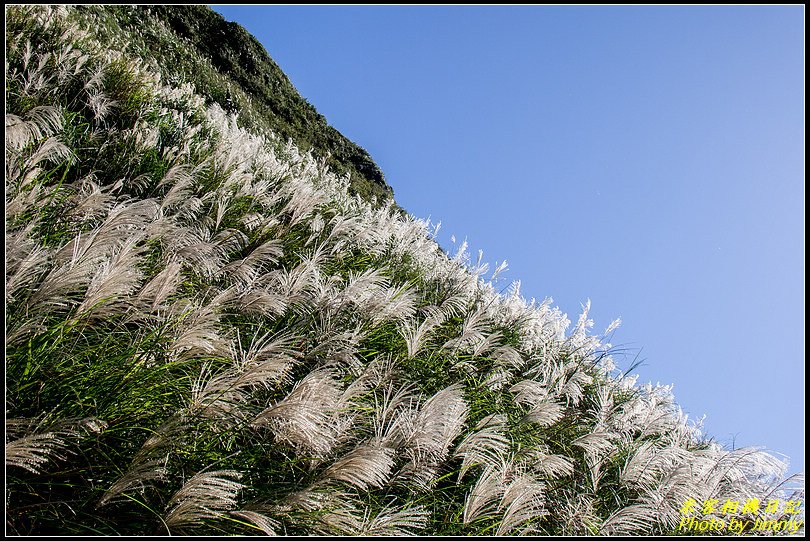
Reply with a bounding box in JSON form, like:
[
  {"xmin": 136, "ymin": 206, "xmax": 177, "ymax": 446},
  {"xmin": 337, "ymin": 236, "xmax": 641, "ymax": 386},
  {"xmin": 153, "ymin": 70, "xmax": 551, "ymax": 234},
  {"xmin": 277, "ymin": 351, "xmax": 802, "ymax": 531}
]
[{"xmin": 76, "ymin": 5, "xmax": 392, "ymax": 204}]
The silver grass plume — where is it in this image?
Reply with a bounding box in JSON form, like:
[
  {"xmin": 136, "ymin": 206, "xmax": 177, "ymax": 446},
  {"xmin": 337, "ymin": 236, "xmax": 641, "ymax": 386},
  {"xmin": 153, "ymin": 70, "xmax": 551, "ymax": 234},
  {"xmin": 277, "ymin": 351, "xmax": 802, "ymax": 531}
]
[
  {"xmin": 98, "ymin": 455, "xmax": 169, "ymax": 507},
  {"xmin": 455, "ymin": 414, "xmax": 511, "ymax": 480},
  {"xmin": 164, "ymin": 470, "xmax": 244, "ymax": 533},
  {"xmin": 6, "ymin": 417, "xmax": 107, "ymax": 475},
  {"xmin": 218, "ymin": 239, "xmax": 284, "ymax": 288},
  {"xmin": 5, "ymin": 105, "xmax": 63, "ymax": 152},
  {"xmin": 67, "ymin": 175, "xmax": 117, "ymax": 221},
  {"xmin": 358, "ymin": 504, "xmax": 428, "ymax": 536},
  {"xmin": 252, "ymin": 369, "xmax": 346, "ymax": 457},
  {"xmin": 621, "ymin": 441, "xmax": 691, "ymax": 491},
  {"xmin": 320, "ymin": 443, "xmax": 395, "ymax": 491},
  {"xmin": 230, "ymin": 510, "xmax": 279, "ymax": 535},
  {"xmin": 398, "ymin": 315, "xmax": 442, "ymax": 358},
  {"xmin": 572, "ymin": 430, "xmax": 619, "ymax": 491},
  {"xmin": 496, "ymin": 474, "xmax": 546, "ymax": 535},
  {"xmin": 135, "ymin": 261, "xmax": 184, "ymax": 313},
  {"xmin": 5, "ymin": 227, "xmax": 51, "ymax": 305},
  {"xmin": 510, "ymin": 379, "xmax": 567, "ymax": 427},
  {"xmin": 394, "ymin": 384, "xmax": 469, "ymax": 489},
  {"xmin": 169, "ymin": 298, "xmax": 231, "ymax": 361},
  {"xmin": 313, "ymin": 495, "xmax": 427, "ymax": 536},
  {"xmin": 19, "ymin": 202, "xmax": 156, "ymax": 317},
  {"xmin": 6, "ymin": 432, "xmax": 74, "ymax": 474},
  {"xmin": 524, "ymin": 447, "xmax": 576, "ymax": 480},
  {"xmin": 75, "ymin": 235, "xmax": 146, "ymax": 318},
  {"xmin": 463, "ymin": 465, "xmax": 506, "ymax": 524}
]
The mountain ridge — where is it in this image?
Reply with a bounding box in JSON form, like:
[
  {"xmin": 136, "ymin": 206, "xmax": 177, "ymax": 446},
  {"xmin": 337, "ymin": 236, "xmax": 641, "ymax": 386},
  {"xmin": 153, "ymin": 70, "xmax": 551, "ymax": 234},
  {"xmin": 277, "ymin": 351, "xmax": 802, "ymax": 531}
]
[{"xmin": 76, "ymin": 4, "xmax": 393, "ymax": 203}]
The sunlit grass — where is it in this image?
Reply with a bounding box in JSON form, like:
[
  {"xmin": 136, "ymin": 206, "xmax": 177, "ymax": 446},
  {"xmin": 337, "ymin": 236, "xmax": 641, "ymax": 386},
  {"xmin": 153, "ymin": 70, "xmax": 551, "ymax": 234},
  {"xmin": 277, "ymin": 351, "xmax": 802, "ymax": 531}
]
[{"xmin": 5, "ymin": 5, "xmax": 803, "ymax": 536}]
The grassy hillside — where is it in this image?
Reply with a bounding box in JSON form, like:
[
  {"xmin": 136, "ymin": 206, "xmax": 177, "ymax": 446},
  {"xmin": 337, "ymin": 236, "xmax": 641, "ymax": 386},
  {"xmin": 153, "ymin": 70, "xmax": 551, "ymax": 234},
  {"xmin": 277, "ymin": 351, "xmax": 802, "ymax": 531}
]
[
  {"xmin": 5, "ymin": 5, "xmax": 803, "ymax": 536},
  {"xmin": 73, "ymin": 5, "xmax": 392, "ymax": 204}
]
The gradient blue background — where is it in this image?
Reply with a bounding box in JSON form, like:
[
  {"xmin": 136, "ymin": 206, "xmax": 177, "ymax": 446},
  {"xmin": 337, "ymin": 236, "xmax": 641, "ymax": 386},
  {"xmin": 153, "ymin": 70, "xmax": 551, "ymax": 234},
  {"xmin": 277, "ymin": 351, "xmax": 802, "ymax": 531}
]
[{"xmin": 211, "ymin": 5, "xmax": 804, "ymax": 475}]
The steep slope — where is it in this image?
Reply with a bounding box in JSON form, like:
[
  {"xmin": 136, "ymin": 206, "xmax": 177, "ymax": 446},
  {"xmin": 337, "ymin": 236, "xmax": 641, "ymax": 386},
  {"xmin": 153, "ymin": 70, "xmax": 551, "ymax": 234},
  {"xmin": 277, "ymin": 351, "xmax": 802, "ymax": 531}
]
[
  {"xmin": 5, "ymin": 5, "xmax": 803, "ymax": 536},
  {"xmin": 74, "ymin": 5, "xmax": 392, "ymax": 203}
]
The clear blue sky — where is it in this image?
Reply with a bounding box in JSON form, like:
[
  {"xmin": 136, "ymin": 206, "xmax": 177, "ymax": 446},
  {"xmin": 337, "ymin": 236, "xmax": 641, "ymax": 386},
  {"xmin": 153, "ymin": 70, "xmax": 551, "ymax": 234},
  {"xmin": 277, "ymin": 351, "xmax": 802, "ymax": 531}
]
[{"xmin": 211, "ymin": 5, "xmax": 804, "ymax": 475}]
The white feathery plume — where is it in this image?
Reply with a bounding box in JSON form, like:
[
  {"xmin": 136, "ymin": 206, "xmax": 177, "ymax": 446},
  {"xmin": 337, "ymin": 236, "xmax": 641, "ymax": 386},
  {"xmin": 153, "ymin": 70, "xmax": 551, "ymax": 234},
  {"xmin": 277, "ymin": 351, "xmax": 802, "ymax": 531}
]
[
  {"xmin": 252, "ymin": 369, "xmax": 345, "ymax": 457},
  {"xmin": 242, "ymin": 212, "xmax": 279, "ymax": 235},
  {"xmin": 86, "ymin": 87, "xmax": 116, "ymax": 123},
  {"xmin": 599, "ymin": 503, "xmax": 660, "ymax": 535},
  {"xmin": 341, "ymin": 268, "xmax": 389, "ymax": 307},
  {"xmin": 463, "ymin": 465, "xmax": 505, "ymax": 524},
  {"xmin": 75, "ymin": 235, "xmax": 146, "ymax": 317},
  {"xmin": 614, "ymin": 383, "xmax": 680, "ymax": 438},
  {"xmin": 407, "ymin": 383, "xmax": 468, "ymax": 460},
  {"xmin": 159, "ymin": 164, "xmax": 196, "ymax": 211},
  {"xmin": 394, "ymin": 384, "xmax": 468, "ymax": 489},
  {"xmin": 136, "ymin": 262, "xmax": 184, "ymax": 313},
  {"xmin": 230, "ymin": 510, "xmax": 279, "ymax": 535},
  {"xmin": 6, "ymin": 432, "xmax": 73, "ymax": 474},
  {"xmin": 510, "ymin": 379, "xmax": 549, "ymax": 406},
  {"xmin": 305, "ymin": 319, "xmax": 365, "ymax": 361},
  {"xmin": 26, "ymin": 136, "xmax": 75, "ymax": 170},
  {"xmin": 358, "ymin": 504, "xmax": 428, "ymax": 536},
  {"xmin": 98, "ymin": 456, "xmax": 168, "ymax": 507},
  {"xmin": 236, "ymin": 287, "xmax": 288, "ymax": 318},
  {"xmin": 213, "ymin": 191, "xmax": 233, "ymax": 230},
  {"xmin": 523, "ymin": 400, "xmax": 565, "ymax": 427},
  {"xmin": 620, "ymin": 441, "xmax": 691, "ymax": 491},
  {"xmin": 52, "ymin": 199, "xmax": 160, "ymax": 264},
  {"xmin": 189, "ymin": 362, "xmax": 244, "ymax": 421},
  {"xmin": 321, "ymin": 214, "xmax": 362, "ymax": 254},
  {"xmin": 559, "ymin": 493, "xmax": 599, "ymax": 535},
  {"xmin": 214, "ymin": 227, "xmax": 249, "ymax": 257},
  {"xmin": 497, "ymin": 474, "xmax": 546, "ymax": 535},
  {"xmin": 555, "ymin": 362, "xmax": 593, "ymax": 406},
  {"xmin": 67, "ymin": 176, "xmax": 117, "ymax": 221},
  {"xmin": 311, "ymin": 495, "xmax": 365, "ymax": 535},
  {"xmin": 529, "ymin": 450, "xmax": 575, "ymax": 479},
  {"xmin": 320, "ymin": 443, "xmax": 395, "ymax": 491},
  {"xmin": 483, "ymin": 367, "xmax": 513, "ymax": 391},
  {"xmin": 6, "ymin": 417, "xmax": 106, "ymax": 474},
  {"xmin": 490, "ymin": 260, "xmax": 509, "ymax": 281},
  {"xmin": 164, "ymin": 470, "xmax": 244, "ymax": 533},
  {"xmin": 455, "ymin": 414, "xmax": 510, "ymax": 480},
  {"xmin": 25, "ymin": 240, "xmax": 103, "ymax": 314},
  {"xmin": 218, "ymin": 239, "xmax": 283, "ymax": 288},
  {"xmin": 165, "ymin": 225, "xmax": 228, "ymax": 279},
  {"xmin": 170, "ymin": 303, "xmax": 228, "ymax": 361},
  {"xmin": 5, "ymin": 231, "xmax": 51, "ymax": 305},
  {"xmin": 265, "ymin": 253, "xmax": 321, "ymax": 301},
  {"xmin": 604, "ymin": 317, "xmax": 622, "ymax": 336},
  {"xmin": 5, "ymin": 105, "xmax": 63, "ymax": 151},
  {"xmin": 188, "ymin": 332, "xmax": 300, "ymax": 422},
  {"xmin": 590, "ymin": 383, "xmax": 621, "ymax": 432},
  {"xmin": 442, "ymin": 306, "xmax": 489, "ymax": 353},
  {"xmin": 374, "ymin": 383, "xmax": 419, "ymax": 445},
  {"xmin": 490, "ymin": 344, "xmax": 524, "ymax": 370},
  {"xmin": 436, "ymin": 290, "xmax": 469, "ymax": 320},
  {"xmin": 280, "ymin": 178, "xmax": 328, "ymax": 228},
  {"xmin": 511, "ymin": 380, "xmax": 565, "ymax": 427},
  {"xmin": 230, "ymin": 331, "xmax": 301, "ymax": 390},
  {"xmin": 365, "ymin": 283, "xmax": 418, "ymax": 325},
  {"xmin": 398, "ymin": 315, "xmax": 442, "ymax": 359},
  {"xmin": 572, "ymin": 431, "xmax": 617, "ymax": 462},
  {"xmin": 471, "ymin": 329, "xmax": 503, "ymax": 358}
]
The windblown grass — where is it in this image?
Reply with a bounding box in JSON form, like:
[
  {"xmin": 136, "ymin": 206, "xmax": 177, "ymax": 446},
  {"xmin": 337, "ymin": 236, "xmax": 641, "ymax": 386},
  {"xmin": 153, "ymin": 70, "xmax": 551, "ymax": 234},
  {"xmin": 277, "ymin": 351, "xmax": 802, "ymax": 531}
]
[{"xmin": 5, "ymin": 5, "xmax": 803, "ymax": 536}]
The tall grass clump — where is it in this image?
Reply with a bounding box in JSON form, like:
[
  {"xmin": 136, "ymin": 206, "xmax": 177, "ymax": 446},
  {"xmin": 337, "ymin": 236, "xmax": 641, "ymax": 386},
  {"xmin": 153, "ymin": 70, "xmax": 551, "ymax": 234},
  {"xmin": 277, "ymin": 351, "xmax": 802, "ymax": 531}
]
[{"xmin": 5, "ymin": 5, "xmax": 804, "ymax": 536}]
